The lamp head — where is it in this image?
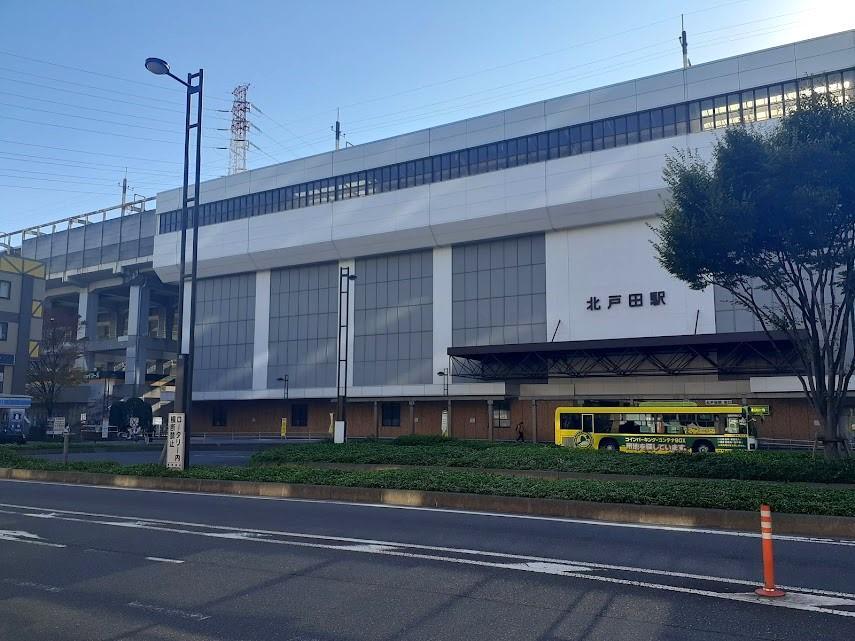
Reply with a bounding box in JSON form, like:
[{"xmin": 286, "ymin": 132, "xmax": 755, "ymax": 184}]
[{"xmin": 144, "ymin": 57, "xmax": 171, "ymax": 76}]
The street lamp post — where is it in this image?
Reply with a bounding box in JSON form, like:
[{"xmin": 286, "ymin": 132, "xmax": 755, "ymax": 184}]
[
  {"xmin": 277, "ymin": 375, "xmax": 289, "ymax": 400},
  {"xmin": 145, "ymin": 57, "xmax": 203, "ymax": 467},
  {"xmin": 437, "ymin": 367, "xmax": 451, "ymax": 437},
  {"xmin": 335, "ymin": 267, "xmax": 357, "ymax": 437}
]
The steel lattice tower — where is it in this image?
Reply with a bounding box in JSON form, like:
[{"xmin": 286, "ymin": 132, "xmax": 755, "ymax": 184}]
[{"xmin": 229, "ymin": 84, "xmax": 250, "ymax": 175}]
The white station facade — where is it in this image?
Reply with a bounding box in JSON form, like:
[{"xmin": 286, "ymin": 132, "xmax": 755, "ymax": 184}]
[{"xmin": 151, "ymin": 31, "xmax": 855, "ymax": 441}]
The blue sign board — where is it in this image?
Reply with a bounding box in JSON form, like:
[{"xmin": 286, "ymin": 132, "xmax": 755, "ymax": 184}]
[
  {"xmin": 0, "ymin": 354, "xmax": 14, "ymax": 366},
  {"xmin": 0, "ymin": 397, "xmax": 31, "ymax": 408}
]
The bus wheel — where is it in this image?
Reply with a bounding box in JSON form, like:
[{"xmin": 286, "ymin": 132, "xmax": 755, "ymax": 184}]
[
  {"xmin": 693, "ymin": 441, "xmax": 714, "ymax": 454},
  {"xmin": 599, "ymin": 439, "xmax": 619, "ymax": 452}
]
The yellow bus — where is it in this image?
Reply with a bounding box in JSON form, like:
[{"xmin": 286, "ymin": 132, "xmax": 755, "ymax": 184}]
[{"xmin": 554, "ymin": 404, "xmax": 757, "ymax": 453}]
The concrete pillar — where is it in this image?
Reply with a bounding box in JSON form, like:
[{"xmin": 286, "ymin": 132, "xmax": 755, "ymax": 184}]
[
  {"xmin": 530, "ymin": 399, "xmax": 538, "ymax": 443},
  {"xmin": 253, "ymin": 270, "xmax": 271, "ymax": 391},
  {"xmin": 487, "ymin": 399, "xmax": 494, "ymax": 441},
  {"xmin": 432, "ymin": 246, "xmax": 452, "ymax": 387},
  {"xmin": 125, "ymin": 283, "xmax": 151, "ymax": 396},
  {"xmin": 77, "ymin": 288, "xmax": 99, "ymax": 370}
]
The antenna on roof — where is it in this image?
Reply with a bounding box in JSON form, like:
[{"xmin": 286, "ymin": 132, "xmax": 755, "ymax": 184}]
[{"xmin": 679, "ymin": 14, "xmax": 691, "ymax": 70}]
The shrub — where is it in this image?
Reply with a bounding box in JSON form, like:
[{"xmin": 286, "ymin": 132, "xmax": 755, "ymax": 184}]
[{"xmin": 249, "ymin": 441, "xmax": 855, "ymax": 484}]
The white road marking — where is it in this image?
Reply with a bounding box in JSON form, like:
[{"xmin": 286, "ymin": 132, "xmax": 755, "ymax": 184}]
[
  {"xmin": 3, "ymin": 478, "xmax": 853, "ymax": 547},
  {"xmin": 2, "ymin": 503, "xmax": 855, "ymax": 617},
  {"xmin": 127, "ymin": 600, "xmax": 210, "ymax": 621},
  {"xmin": 2, "ymin": 501, "xmax": 853, "ymax": 600},
  {"xmin": 1, "ymin": 578, "xmax": 63, "ymax": 593},
  {"xmin": 0, "ymin": 528, "xmax": 65, "ymax": 548},
  {"xmin": 145, "ymin": 556, "xmax": 184, "ymax": 564}
]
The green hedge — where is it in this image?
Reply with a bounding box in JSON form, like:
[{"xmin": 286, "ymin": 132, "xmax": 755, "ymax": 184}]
[
  {"xmin": 249, "ymin": 441, "xmax": 855, "ymax": 484},
  {"xmin": 0, "ymin": 447, "xmax": 852, "ymax": 517}
]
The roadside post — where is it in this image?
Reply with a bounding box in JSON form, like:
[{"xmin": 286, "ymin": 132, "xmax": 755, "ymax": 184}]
[
  {"xmin": 755, "ymin": 504, "xmax": 785, "ymax": 597},
  {"xmin": 166, "ymin": 413, "xmax": 186, "ymax": 471},
  {"xmin": 280, "ymin": 417, "xmax": 287, "ymax": 439}
]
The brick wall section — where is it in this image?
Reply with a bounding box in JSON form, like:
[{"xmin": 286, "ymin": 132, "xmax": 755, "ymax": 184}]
[{"xmin": 190, "ymin": 397, "xmax": 819, "ymax": 441}]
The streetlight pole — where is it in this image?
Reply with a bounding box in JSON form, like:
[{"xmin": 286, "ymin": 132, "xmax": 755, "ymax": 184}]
[
  {"xmin": 438, "ymin": 366, "xmax": 451, "ymax": 438},
  {"xmin": 145, "ymin": 57, "xmax": 203, "ymax": 467},
  {"xmin": 336, "ymin": 267, "xmax": 357, "ymax": 437},
  {"xmin": 277, "ymin": 375, "xmax": 289, "ymax": 400}
]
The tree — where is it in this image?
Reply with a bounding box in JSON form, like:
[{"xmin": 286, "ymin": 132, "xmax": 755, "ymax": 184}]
[
  {"xmin": 124, "ymin": 397, "xmax": 153, "ymax": 434},
  {"xmin": 109, "ymin": 400, "xmax": 128, "ymax": 430},
  {"xmin": 654, "ymin": 94, "xmax": 855, "ymax": 458},
  {"xmin": 27, "ymin": 314, "xmax": 87, "ymax": 420}
]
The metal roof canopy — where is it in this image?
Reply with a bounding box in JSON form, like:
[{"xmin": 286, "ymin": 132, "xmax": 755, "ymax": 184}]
[{"xmin": 447, "ymin": 331, "xmax": 800, "ymax": 381}]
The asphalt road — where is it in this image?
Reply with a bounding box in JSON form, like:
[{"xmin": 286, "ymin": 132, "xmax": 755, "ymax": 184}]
[
  {"xmin": 30, "ymin": 449, "xmax": 260, "ymax": 466},
  {"xmin": 0, "ymin": 480, "xmax": 853, "ymax": 641}
]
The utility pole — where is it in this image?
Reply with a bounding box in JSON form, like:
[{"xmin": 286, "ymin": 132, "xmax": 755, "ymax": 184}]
[
  {"xmin": 120, "ymin": 169, "xmax": 128, "ymax": 215},
  {"xmin": 333, "ymin": 108, "xmax": 342, "ymax": 150},
  {"xmin": 679, "ymin": 15, "xmax": 690, "ymax": 70}
]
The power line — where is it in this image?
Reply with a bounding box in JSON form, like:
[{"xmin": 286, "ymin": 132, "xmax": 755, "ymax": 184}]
[
  {"xmin": 0, "ymin": 90, "xmax": 227, "ymax": 124},
  {"xmin": 0, "ymin": 139, "xmax": 187, "ymax": 164},
  {"xmin": 0, "ymin": 183, "xmax": 118, "ymax": 195},
  {"xmin": 0, "ymin": 49, "xmax": 235, "ymax": 104}
]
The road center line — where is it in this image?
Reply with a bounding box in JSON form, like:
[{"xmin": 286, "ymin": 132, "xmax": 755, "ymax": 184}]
[{"xmin": 145, "ymin": 556, "xmax": 185, "ymax": 564}]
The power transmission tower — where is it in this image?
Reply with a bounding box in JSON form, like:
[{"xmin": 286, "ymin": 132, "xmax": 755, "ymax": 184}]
[{"xmin": 229, "ymin": 83, "xmax": 250, "ymax": 174}]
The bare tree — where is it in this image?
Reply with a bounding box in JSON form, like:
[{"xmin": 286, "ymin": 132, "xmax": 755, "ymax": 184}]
[
  {"xmin": 27, "ymin": 314, "xmax": 87, "ymax": 419},
  {"xmin": 654, "ymin": 95, "xmax": 855, "ymax": 458}
]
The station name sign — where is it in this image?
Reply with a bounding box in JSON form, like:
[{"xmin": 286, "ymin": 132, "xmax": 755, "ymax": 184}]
[{"xmin": 586, "ymin": 291, "xmax": 666, "ymax": 311}]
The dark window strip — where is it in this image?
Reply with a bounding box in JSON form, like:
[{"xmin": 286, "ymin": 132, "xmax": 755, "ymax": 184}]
[{"xmin": 158, "ymin": 69, "xmax": 855, "ymax": 234}]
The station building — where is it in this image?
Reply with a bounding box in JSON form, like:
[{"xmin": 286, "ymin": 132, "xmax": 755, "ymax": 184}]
[
  {"xmin": 12, "ymin": 31, "xmax": 855, "ymax": 441},
  {"xmin": 150, "ymin": 30, "xmax": 855, "ymax": 443}
]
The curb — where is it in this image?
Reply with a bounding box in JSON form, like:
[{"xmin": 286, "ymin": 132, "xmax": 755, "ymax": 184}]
[{"xmin": 2, "ymin": 466, "xmax": 853, "ymax": 539}]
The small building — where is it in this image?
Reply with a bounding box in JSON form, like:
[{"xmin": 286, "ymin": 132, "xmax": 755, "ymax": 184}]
[{"xmin": 0, "ymin": 254, "xmax": 45, "ymax": 396}]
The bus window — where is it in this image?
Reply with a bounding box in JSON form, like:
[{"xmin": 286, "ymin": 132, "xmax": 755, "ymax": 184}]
[
  {"xmin": 662, "ymin": 414, "xmax": 683, "ymax": 434},
  {"xmin": 594, "ymin": 414, "xmax": 612, "ymax": 433},
  {"xmin": 559, "ymin": 413, "xmax": 581, "ymax": 430},
  {"xmin": 618, "ymin": 417, "xmax": 640, "ymax": 434},
  {"xmin": 582, "ymin": 414, "xmax": 594, "ymax": 433}
]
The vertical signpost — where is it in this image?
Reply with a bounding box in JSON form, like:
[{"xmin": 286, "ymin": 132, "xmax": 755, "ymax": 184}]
[
  {"xmin": 280, "ymin": 417, "xmax": 287, "ymax": 439},
  {"xmin": 166, "ymin": 413, "xmax": 186, "ymax": 470}
]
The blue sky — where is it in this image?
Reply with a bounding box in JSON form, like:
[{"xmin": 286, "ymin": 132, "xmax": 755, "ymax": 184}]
[{"xmin": 1, "ymin": 0, "xmax": 852, "ymax": 231}]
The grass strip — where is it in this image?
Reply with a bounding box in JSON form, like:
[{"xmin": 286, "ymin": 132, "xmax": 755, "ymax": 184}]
[
  {"xmin": 1, "ymin": 449, "xmax": 853, "ymax": 517},
  {"xmin": 249, "ymin": 439, "xmax": 855, "ymax": 484}
]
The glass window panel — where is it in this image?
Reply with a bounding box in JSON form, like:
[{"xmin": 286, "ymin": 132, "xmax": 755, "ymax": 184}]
[
  {"xmin": 413, "ymin": 160, "xmax": 424, "ymax": 186},
  {"xmin": 769, "ymin": 84, "xmax": 783, "ymax": 118},
  {"xmin": 405, "ymin": 162, "xmax": 415, "ymax": 187},
  {"xmin": 580, "ymin": 123, "xmax": 592, "ymax": 152},
  {"xmin": 592, "ymin": 120, "xmax": 603, "ymax": 150},
  {"xmin": 497, "ymin": 141, "xmax": 508, "ymax": 168},
  {"xmin": 390, "ymin": 164, "xmax": 400, "ymax": 188},
  {"xmin": 547, "ymin": 131, "xmax": 559, "ymax": 159},
  {"xmin": 784, "ymin": 81, "xmax": 798, "ymax": 114},
  {"xmin": 639, "ymin": 111, "xmax": 651, "ymax": 142},
  {"xmin": 381, "ymin": 166, "xmax": 391, "ymax": 191},
  {"xmin": 845, "ymin": 71, "xmax": 855, "ymax": 104},
  {"xmin": 569, "ymin": 126, "xmax": 581, "ymax": 155},
  {"xmin": 700, "ymin": 98, "xmax": 714, "ymax": 130},
  {"xmin": 741, "ymin": 90, "xmax": 756, "ymax": 123},
  {"xmin": 528, "ymin": 134, "xmax": 539, "ymax": 163},
  {"xmin": 613, "ymin": 116, "xmax": 627, "ymax": 146},
  {"xmin": 537, "ymin": 132, "xmax": 548, "ymax": 161},
  {"xmin": 441, "ymin": 154, "xmax": 450, "ymax": 180},
  {"xmin": 754, "ymin": 87, "xmax": 769, "ymax": 121},
  {"xmin": 487, "ymin": 143, "xmax": 497, "ymax": 171},
  {"xmin": 650, "ymin": 109, "xmax": 663, "ymax": 139},
  {"xmin": 357, "ymin": 171, "xmax": 367, "ymax": 196},
  {"xmin": 827, "ymin": 72, "xmax": 844, "ymax": 104},
  {"xmin": 603, "ymin": 118, "xmax": 615, "ymax": 148},
  {"xmin": 432, "ymin": 156, "xmax": 441, "ymax": 182},
  {"xmin": 713, "ymin": 96, "xmax": 728, "ymax": 128},
  {"xmin": 675, "ymin": 104, "xmax": 688, "ymax": 134},
  {"xmin": 507, "ymin": 139, "xmax": 518, "ymax": 167},
  {"xmin": 727, "ymin": 94, "xmax": 741, "ymax": 125},
  {"xmin": 626, "ymin": 113, "xmax": 639, "ymax": 144},
  {"xmin": 449, "ymin": 152, "xmax": 460, "ymax": 178},
  {"xmin": 558, "ymin": 128, "xmax": 570, "ymax": 156},
  {"xmin": 662, "ymin": 106, "xmax": 676, "ymax": 137},
  {"xmin": 477, "ymin": 146, "xmax": 488, "ymax": 173},
  {"xmin": 517, "ymin": 136, "xmax": 529, "ymax": 166}
]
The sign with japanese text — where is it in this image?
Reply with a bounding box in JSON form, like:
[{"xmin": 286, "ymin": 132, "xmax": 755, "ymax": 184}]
[
  {"xmin": 280, "ymin": 418, "xmax": 287, "ymax": 437},
  {"xmin": 586, "ymin": 291, "xmax": 667, "ymax": 311},
  {"xmin": 166, "ymin": 413, "xmax": 185, "ymax": 470}
]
